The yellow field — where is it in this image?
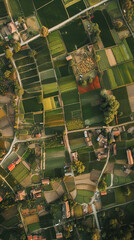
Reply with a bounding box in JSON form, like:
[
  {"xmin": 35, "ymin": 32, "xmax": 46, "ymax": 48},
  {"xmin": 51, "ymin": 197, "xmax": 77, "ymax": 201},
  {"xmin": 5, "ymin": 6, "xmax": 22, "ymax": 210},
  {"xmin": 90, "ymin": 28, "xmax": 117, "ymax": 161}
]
[
  {"xmin": 43, "ymin": 97, "xmax": 56, "ymax": 111},
  {"xmin": 24, "ymin": 214, "xmax": 39, "ymax": 225},
  {"xmin": 0, "ymin": 109, "xmax": 6, "ymax": 119},
  {"xmin": 64, "ymin": 0, "xmax": 81, "ymax": 8}
]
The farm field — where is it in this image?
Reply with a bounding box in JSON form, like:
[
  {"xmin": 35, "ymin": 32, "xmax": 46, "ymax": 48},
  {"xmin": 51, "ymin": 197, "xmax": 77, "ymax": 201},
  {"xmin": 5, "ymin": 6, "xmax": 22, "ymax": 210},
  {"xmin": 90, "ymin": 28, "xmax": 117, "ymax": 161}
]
[
  {"xmin": 126, "ymin": 36, "xmax": 134, "ymax": 57},
  {"xmin": 67, "ymin": 1, "xmax": 86, "ymax": 17},
  {"xmin": 47, "ymin": 31, "xmax": 66, "ymax": 58},
  {"xmin": 9, "ymin": 0, "xmax": 22, "ymax": 18},
  {"xmin": 0, "ymin": 1, "xmax": 8, "ymax": 17},
  {"xmin": 75, "ymin": 189, "xmax": 94, "ymax": 203},
  {"xmin": 23, "ymin": 97, "xmax": 43, "ymax": 113},
  {"xmin": 101, "ymin": 61, "xmax": 134, "ymax": 90},
  {"xmin": 58, "ymin": 75, "xmax": 77, "ymax": 93},
  {"xmin": 19, "ymin": 0, "xmax": 34, "ymax": 17},
  {"xmin": 80, "ymin": 89, "xmax": 103, "ymax": 126},
  {"xmin": 11, "ymin": 162, "xmax": 29, "ymax": 183},
  {"xmin": 97, "ymin": 50, "xmax": 110, "ymax": 71},
  {"xmin": 60, "ymin": 19, "xmax": 89, "ymax": 52},
  {"xmin": 101, "ymin": 189, "xmax": 116, "ymax": 208},
  {"xmin": 68, "ymin": 132, "xmax": 86, "ymax": 150},
  {"xmin": 61, "ymin": 89, "xmax": 79, "ymax": 105},
  {"xmin": 45, "ymin": 109, "xmax": 64, "ymax": 128},
  {"xmin": 2, "ymin": 152, "xmax": 18, "ymax": 169},
  {"xmin": 37, "ymin": 0, "xmax": 68, "ymax": 28},
  {"xmin": 45, "ymin": 147, "xmax": 65, "ymax": 178},
  {"xmin": 92, "ymin": 10, "xmax": 115, "ymax": 47},
  {"xmin": 112, "ymin": 87, "xmax": 131, "ymax": 123}
]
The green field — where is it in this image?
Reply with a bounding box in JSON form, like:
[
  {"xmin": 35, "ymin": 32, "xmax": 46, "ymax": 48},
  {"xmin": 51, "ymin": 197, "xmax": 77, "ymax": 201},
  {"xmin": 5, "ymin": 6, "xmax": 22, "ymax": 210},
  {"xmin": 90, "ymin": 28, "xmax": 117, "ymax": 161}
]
[
  {"xmin": 60, "ymin": 19, "xmax": 89, "ymax": 52},
  {"xmin": 112, "ymin": 40, "xmax": 133, "ymax": 64},
  {"xmin": 11, "ymin": 162, "xmax": 29, "ymax": 183},
  {"xmin": 97, "ymin": 50, "xmax": 110, "ymax": 71},
  {"xmin": 45, "ymin": 147, "xmax": 65, "ymax": 177},
  {"xmin": 2, "ymin": 152, "xmax": 18, "ymax": 169},
  {"xmin": 64, "ymin": 103, "xmax": 81, "ymax": 121},
  {"xmin": 80, "ymin": 89, "xmax": 103, "ymax": 126},
  {"xmin": 42, "ymin": 82, "xmax": 58, "ymax": 95},
  {"xmin": 68, "ymin": 132, "xmax": 86, "ymax": 150},
  {"xmin": 58, "ymin": 75, "xmax": 77, "ymax": 93},
  {"xmin": 92, "ymin": 10, "xmax": 115, "ymax": 47},
  {"xmin": 101, "ymin": 61, "xmax": 134, "ymax": 89},
  {"xmin": 101, "ymin": 189, "xmax": 116, "ymax": 208},
  {"xmin": 9, "ymin": 0, "xmax": 22, "ymax": 18},
  {"xmin": 37, "ymin": 0, "xmax": 68, "ymax": 28},
  {"xmin": 47, "ymin": 31, "xmax": 66, "ymax": 58},
  {"xmin": 115, "ymin": 183, "xmax": 134, "ymax": 204},
  {"xmin": 126, "ymin": 36, "xmax": 134, "ymax": 57},
  {"xmin": 17, "ymin": 144, "xmax": 27, "ymax": 156},
  {"xmin": 61, "ymin": 89, "xmax": 79, "ymax": 105},
  {"xmin": 75, "ymin": 190, "xmax": 94, "ymax": 203},
  {"xmin": 112, "ymin": 86, "xmax": 131, "ymax": 123}
]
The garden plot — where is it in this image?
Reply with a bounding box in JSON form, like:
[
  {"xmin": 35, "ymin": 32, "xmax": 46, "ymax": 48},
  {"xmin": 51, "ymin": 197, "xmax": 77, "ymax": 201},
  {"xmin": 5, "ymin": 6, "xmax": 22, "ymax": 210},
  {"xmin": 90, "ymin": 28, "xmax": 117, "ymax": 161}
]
[
  {"xmin": 75, "ymin": 189, "xmax": 94, "ymax": 203},
  {"xmin": 60, "ymin": 19, "xmax": 89, "ymax": 52},
  {"xmin": 92, "ymin": 10, "xmax": 115, "ymax": 48},
  {"xmin": 64, "ymin": 103, "xmax": 81, "ymax": 121},
  {"xmin": 72, "ymin": 46, "xmax": 96, "ymax": 76},
  {"xmin": 42, "ymin": 82, "xmax": 58, "ymax": 97},
  {"xmin": 45, "ymin": 147, "xmax": 65, "ymax": 178},
  {"xmin": 80, "ymin": 89, "xmax": 103, "ymax": 126},
  {"xmin": 47, "ymin": 31, "xmax": 66, "ymax": 58},
  {"xmin": 61, "ymin": 89, "xmax": 79, "ymax": 105},
  {"xmin": 43, "ymin": 97, "xmax": 56, "ymax": 111},
  {"xmin": 37, "ymin": 0, "xmax": 68, "ymax": 28},
  {"xmin": 29, "ymin": 38, "xmax": 52, "ymax": 72},
  {"xmin": 40, "ymin": 69, "xmax": 55, "ymax": 82},
  {"xmin": 11, "ymin": 162, "xmax": 30, "ymax": 183}
]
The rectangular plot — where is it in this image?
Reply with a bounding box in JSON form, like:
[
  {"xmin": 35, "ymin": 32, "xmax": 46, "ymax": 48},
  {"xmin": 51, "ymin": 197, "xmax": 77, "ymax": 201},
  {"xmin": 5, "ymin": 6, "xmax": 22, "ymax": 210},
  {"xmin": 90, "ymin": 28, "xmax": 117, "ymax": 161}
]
[
  {"xmin": 126, "ymin": 36, "xmax": 134, "ymax": 57},
  {"xmin": 112, "ymin": 67, "xmax": 124, "ymax": 86},
  {"xmin": 97, "ymin": 50, "xmax": 110, "ymax": 71},
  {"xmin": 16, "ymin": 57, "xmax": 34, "ymax": 67},
  {"xmin": 18, "ymin": 63, "xmax": 36, "ymax": 73},
  {"xmin": 112, "ymin": 46, "xmax": 124, "ymax": 63},
  {"xmin": 123, "ymin": 39, "xmax": 133, "ymax": 59},
  {"xmin": 20, "ymin": 69, "xmax": 38, "ymax": 79},
  {"xmin": 67, "ymin": 0, "xmax": 86, "ymax": 17},
  {"xmin": 40, "ymin": 69, "xmax": 55, "ymax": 80},
  {"xmin": 64, "ymin": 103, "xmax": 81, "ymax": 121},
  {"xmin": 19, "ymin": 0, "xmax": 34, "ymax": 17},
  {"xmin": 118, "ymin": 64, "xmax": 133, "ymax": 84},
  {"xmin": 38, "ymin": 62, "xmax": 52, "ymax": 72},
  {"xmin": 61, "ymin": 89, "xmax": 79, "ymax": 105},
  {"xmin": 23, "ymin": 97, "xmax": 43, "ymax": 113},
  {"xmin": 22, "ymin": 76, "xmax": 39, "ymax": 86}
]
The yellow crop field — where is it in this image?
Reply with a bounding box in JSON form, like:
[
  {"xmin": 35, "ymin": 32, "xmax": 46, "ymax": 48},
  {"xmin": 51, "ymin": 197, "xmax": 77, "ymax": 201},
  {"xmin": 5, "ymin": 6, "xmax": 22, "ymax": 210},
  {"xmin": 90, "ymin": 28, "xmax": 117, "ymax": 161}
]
[
  {"xmin": 43, "ymin": 97, "xmax": 56, "ymax": 111},
  {"xmin": 0, "ymin": 109, "xmax": 6, "ymax": 119}
]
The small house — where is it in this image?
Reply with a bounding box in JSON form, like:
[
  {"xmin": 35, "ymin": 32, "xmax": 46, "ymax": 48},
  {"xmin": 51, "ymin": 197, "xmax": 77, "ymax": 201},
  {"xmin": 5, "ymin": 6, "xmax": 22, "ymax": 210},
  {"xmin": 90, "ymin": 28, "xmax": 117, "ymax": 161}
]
[
  {"xmin": 16, "ymin": 190, "xmax": 26, "ymax": 201},
  {"xmin": 101, "ymin": 191, "xmax": 107, "ymax": 196},
  {"xmin": 0, "ymin": 196, "xmax": 3, "ymax": 202},
  {"xmin": 8, "ymin": 163, "xmax": 15, "ymax": 171},
  {"xmin": 66, "ymin": 55, "xmax": 72, "ymax": 61},
  {"xmin": 28, "ymin": 236, "xmax": 32, "ymax": 240}
]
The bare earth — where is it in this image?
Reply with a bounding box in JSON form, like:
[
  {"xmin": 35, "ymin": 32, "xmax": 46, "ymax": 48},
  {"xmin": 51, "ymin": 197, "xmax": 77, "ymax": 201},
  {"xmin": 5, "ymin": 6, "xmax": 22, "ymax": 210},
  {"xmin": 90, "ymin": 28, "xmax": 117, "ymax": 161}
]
[
  {"xmin": 24, "ymin": 214, "xmax": 39, "ymax": 225},
  {"xmin": 26, "ymin": 16, "xmax": 40, "ymax": 32},
  {"xmin": 105, "ymin": 48, "xmax": 116, "ymax": 66}
]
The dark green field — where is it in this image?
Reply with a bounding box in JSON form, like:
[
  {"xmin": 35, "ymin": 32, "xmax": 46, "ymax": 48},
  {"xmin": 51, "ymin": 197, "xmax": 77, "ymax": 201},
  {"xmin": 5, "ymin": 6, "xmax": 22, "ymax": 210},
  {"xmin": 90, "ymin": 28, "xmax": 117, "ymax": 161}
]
[
  {"xmin": 61, "ymin": 89, "xmax": 79, "ymax": 105},
  {"xmin": 33, "ymin": 0, "xmax": 52, "ymax": 9},
  {"xmin": 19, "ymin": 0, "xmax": 34, "ymax": 17},
  {"xmin": 0, "ymin": 1, "xmax": 8, "ymax": 17},
  {"xmin": 92, "ymin": 10, "xmax": 115, "ymax": 47},
  {"xmin": 67, "ymin": 0, "xmax": 86, "ymax": 17},
  {"xmin": 60, "ymin": 19, "xmax": 89, "ymax": 52},
  {"xmin": 23, "ymin": 97, "xmax": 43, "ymax": 113},
  {"xmin": 126, "ymin": 36, "xmax": 134, "ymax": 57},
  {"xmin": 37, "ymin": 0, "xmax": 68, "ymax": 28}
]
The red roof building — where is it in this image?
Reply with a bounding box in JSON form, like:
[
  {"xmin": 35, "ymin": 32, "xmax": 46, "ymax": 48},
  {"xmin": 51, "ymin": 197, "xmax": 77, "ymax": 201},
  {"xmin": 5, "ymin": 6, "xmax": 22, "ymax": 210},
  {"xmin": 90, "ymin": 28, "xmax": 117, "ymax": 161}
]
[
  {"xmin": 8, "ymin": 22, "xmax": 16, "ymax": 33},
  {"xmin": 56, "ymin": 233, "xmax": 63, "ymax": 239},
  {"xmin": 101, "ymin": 191, "xmax": 107, "ymax": 196},
  {"xmin": 8, "ymin": 163, "xmax": 15, "ymax": 171},
  {"xmin": 127, "ymin": 149, "xmax": 134, "ymax": 165},
  {"xmin": 0, "ymin": 196, "xmax": 3, "ymax": 202},
  {"xmin": 28, "ymin": 236, "xmax": 32, "ymax": 240},
  {"xmin": 42, "ymin": 179, "xmax": 50, "ymax": 185}
]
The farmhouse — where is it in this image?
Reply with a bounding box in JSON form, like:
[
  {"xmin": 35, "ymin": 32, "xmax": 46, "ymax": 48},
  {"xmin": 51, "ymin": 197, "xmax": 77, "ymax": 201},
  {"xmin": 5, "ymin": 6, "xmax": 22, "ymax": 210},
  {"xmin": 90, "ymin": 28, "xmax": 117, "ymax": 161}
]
[
  {"xmin": 8, "ymin": 22, "xmax": 16, "ymax": 33},
  {"xmin": 62, "ymin": 201, "xmax": 70, "ymax": 218},
  {"xmin": 126, "ymin": 149, "xmax": 134, "ymax": 165},
  {"xmin": 66, "ymin": 55, "xmax": 72, "ymax": 61},
  {"xmin": 56, "ymin": 233, "xmax": 63, "ymax": 239},
  {"xmin": 42, "ymin": 179, "xmax": 50, "ymax": 185},
  {"xmin": 31, "ymin": 189, "xmax": 42, "ymax": 199},
  {"xmin": 0, "ymin": 196, "xmax": 3, "ymax": 202},
  {"xmin": 8, "ymin": 163, "xmax": 15, "ymax": 171},
  {"xmin": 16, "ymin": 190, "xmax": 27, "ymax": 201}
]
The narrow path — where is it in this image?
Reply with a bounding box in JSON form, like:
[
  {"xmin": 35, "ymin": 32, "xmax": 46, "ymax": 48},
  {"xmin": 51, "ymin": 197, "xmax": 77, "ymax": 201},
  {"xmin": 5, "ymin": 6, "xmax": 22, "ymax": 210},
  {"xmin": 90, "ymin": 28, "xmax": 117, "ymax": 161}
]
[
  {"xmin": 0, "ymin": 174, "xmax": 15, "ymax": 193},
  {"xmin": 92, "ymin": 203, "xmax": 101, "ymax": 232}
]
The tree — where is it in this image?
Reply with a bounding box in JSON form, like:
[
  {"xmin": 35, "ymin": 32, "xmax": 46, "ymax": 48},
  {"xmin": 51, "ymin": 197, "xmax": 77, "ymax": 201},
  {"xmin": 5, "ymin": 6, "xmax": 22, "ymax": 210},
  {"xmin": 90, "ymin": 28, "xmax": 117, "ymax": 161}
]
[
  {"xmin": 13, "ymin": 41, "xmax": 21, "ymax": 53},
  {"xmin": 29, "ymin": 49, "xmax": 37, "ymax": 58},
  {"xmin": 92, "ymin": 229, "xmax": 100, "ymax": 240},
  {"xmin": 95, "ymin": 54, "xmax": 100, "ymax": 62},
  {"xmin": 4, "ymin": 70, "xmax": 11, "ymax": 79},
  {"xmin": 40, "ymin": 26, "xmax": 49, "ymax": 37},
  {"xmin": 89, "ymin": 76, "xmax": 93, "ymax": 83},
  {"xmin": 112, "ymin": 19, "xmax": 123, "ymax": 29},
  {"xmin": 71, "ymin": 160, "xmax": 85, "ymax": 174},
  {"xmin": 5, "ymin": 49, "xmax": 13, "ymax": 59},
  {"xmin": 100, "ymin": 90, "xmax": 120, "ymax": 125}
]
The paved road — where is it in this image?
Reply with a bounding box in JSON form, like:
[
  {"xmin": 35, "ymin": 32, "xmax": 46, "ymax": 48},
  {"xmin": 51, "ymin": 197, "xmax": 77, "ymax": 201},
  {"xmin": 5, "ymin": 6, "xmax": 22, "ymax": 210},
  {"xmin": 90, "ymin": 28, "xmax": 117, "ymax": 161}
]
[
  {"xmin": 92, "ymin": 203, "xmax": 101, "ymax": 232},
  {"xmin": 21, "ymin": 0, "xmax": 109, "ymax": 46}
]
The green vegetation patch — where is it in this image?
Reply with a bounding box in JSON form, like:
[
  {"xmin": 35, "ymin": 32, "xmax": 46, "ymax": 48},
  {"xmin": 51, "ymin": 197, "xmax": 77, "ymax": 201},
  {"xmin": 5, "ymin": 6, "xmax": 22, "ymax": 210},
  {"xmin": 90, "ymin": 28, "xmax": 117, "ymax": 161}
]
[
  {"xmin": 0, "ymin": 0, "xmax": 8, "ymax": 17},
  {"xmin": 61, "ymin": 89, "xmax": 79, "ymax": 105},
  {"xmin": 101, "ymin": 189, "xmax": 115, "ymax": 208},
  {"xmin": 28, "ymin": 222, "xmax": 40, "ymax": 233},
  {"xmin": 75, "ymin": 190, "xmax": 94, "ymax": 203},
  {"xmin": 19, "ymin": 0, "xmax": 34, "ymax": 17},
  {"xmin": 58, "ymin": 75, "xmax": 77, "ymax": 93},
  {"xmin": 97, "ymin": 50, "xmax": 110, "ymax": 71},
  {"xmin": 126, "ymin": 36, "xmax": 134, "ymax": 57}
]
